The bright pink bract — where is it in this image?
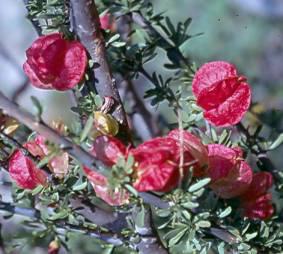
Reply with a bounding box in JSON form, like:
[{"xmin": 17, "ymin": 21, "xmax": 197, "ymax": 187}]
[
  {"xmin": 192, "ymin": 61, "xmax": 251, "ymax": 126},
  {"xmin": 240, "ymin": 172, "xmax": 274, "ymax": 220},
  {"xmin": 207, "ymin": 144, "xmax": 253, "ymax": 199},
  {"xmin": 23, "ymin": 33, "xmax": 87, "ymax": 91},
  {"xmin": 9, "ymin": 150, "xmax": 47, "ymax": 189}
]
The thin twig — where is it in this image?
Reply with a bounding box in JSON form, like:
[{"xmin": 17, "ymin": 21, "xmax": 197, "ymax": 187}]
[
  {"xmin": 0, "ymin": 201, "xmax": 125, "ymax": 246},
  {"xmin": 124, "ymin": 78, "xmax": 161, "ymax": 139}
]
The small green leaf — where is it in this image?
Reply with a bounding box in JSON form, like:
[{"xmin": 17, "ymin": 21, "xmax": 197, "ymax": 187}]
[
  {"xmin": 72, "ymin": 181, "xmax": 88, "ymax": 191},
  {"xmin": 49, "ymin": 210, "xmax": 69, "ymax": 220},
  {"xmin": 245, "ymin": 232, "xmax": 258, "ymax": 241},
  {"xmin": 168, "ymin": 232, "xmax": 186, "ymax": 248},
  {"xmin": 124, "ymin": 184, "xmax": 138, "ymax": 197},
  {"xmin": 217, "ymin": 242, "xmax": 225, "ymax": 254},
  {"xmin": 195, "ymin": 220, "xmax": 211, "ymax": 228},
  {"xmin": 80, "ymin": 115, "xmax": 94, "ymax": 142},
  {"xmin": 156, "ymin": 209, "xmax": 171, "ymax": 218},
  {"xmin": 31, "ymin": 185, "xmax": 44, "ymax": 195},
  {"xmin": 188, "ymin": 178, "xmax": 211, "ymax": 193},
  {"xmin": 135, "ymin": 205, "xmax": 145, "ymax": 228},
  {"xmin": 94, "ymin": 95, "xmax": 103, "ymax": 108},
  {"xmin": 111, "ymin": 41, "xmax": 126, "ymax": 47},
  {"xmin": 219, "ymin": 206, "xmax": 232, "ymax": 218},
  {"xmin": 31, "ymin": 96, "xmax": 43, "ymax": 118},
  {"xmin": 108, "ymin": 34, "xmax": 120, "ymax": 44},
  {"xmin": 268, "ymin": 133, "xmax": 283, "ymax": 150},
  {"xmin": 181, "ymin": 202, "xmax": 199, "ymax": 209}
]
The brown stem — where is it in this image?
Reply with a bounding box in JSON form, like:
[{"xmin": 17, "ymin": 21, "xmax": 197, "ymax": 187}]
[
  {"xmin": 0, "ymin": 200, "xmax": 125, "ymax": 246},
  {"xmin": 123, "ymin": 78, "xmax": 161, "ymax": 139},
  {"xmin": 0, "ymin": 91, "xmax": 170, "ymax": 209},
  {"xmin": 69, "ymin": 0, "xmax": 131, "ymax": 143}
]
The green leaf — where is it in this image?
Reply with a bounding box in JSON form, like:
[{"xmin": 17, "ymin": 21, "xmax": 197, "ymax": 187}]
[
  {"xmin": 268, "ymin": 133, "xmax": 283, "ymax": 150},
  {"xmin": 219, "ymin": 206, "xmax": 232, "ymax": 218},
  {"xmin": 188, "ymin": 178, "xmax": 211, "ymax": 193},
  {"xmin": 181, "ymin": 201, "xmax": 199, "ymax": 209},
  {"xmin": 94, "ymin": 95, "xmax": 103, "ymax": 108},
  {"xmin": 217, "ymin": 242, "xmax": 225, "ymax": 254},
  {"xmin": 31, "ymin": 96, "xmax": 43, "ymax": 118},
  {"xmin": 168, "ymin": 229, "xmax": 187, "ymax": 248},
  {"xmin": 124, "ymin": 184, "xmax": 138, "ymax": 197},
  {"xmin": 135, "ymin": 205, "xmax": 145, "ymax": 228},
  {"xmin": 156, "ymin": 209, "xmax": 171, "ymax": 218},
  {"xmin": 31, "ymin": 184, "xmax": 44, "ymax": 196},
  {"xmin": 72, "ymin": 181, "xmax": 88, "ymax": 191},
  {"xmin": 195, "ymin": 220, "xmax": 211, "ymax": 228},
  {"xmin": 49, "ymin": 210, "xmax": 69, "ymax": 220},
  {"xmin": 245, "ymin": 232, "xmax": 258, "ymax": 241},
  {"xmin": 112, "ymin": 41, "xmax": 126, "ymax": 47},
  {"xmin": 107, "ymin": 34, "xmax": 120, "ymax": 44},
  {"xmin": 80, "ymin": 115, "xmax": 94, "ymax": 142}
]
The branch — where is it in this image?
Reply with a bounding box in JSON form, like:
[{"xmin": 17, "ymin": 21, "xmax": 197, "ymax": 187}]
[
  {"xmin": 123, "ymin": 78, "xmax": 161, "ymax": 139},
  {"xmin": 69, "ymin": 0, "xmax": 131, "ymax": 142},
  {"xmin": 116, "ymin": 16, "xmax": 161, "ymax": 140},
  {"xmin": 0, "ymin": 201, "xmax": 125, "ymax": 246},
  {"xmin": 0, "ymin": 91, "xmax": 97, "ymax": 172},
  {"xmin": 0, "ymin": 90, "xmax": 169, "ymax": 209}
]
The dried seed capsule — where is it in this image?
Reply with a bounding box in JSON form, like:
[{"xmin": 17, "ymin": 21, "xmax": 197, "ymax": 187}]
[{"xmin": 93, "ymin": 111, "xmax": 119, "ymax": 136}]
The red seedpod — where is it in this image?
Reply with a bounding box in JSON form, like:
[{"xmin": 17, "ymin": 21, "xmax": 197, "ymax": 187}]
[
  {"xmin": 241, "ymin": 193, "xmax": 274, "ymax": 220},
  {"xmin": 240, "ymin": 172, "xmax": 274, "ymax": 220},
  {"xmin": 9, "ymin": 149, "xmax": 47, "ymax": 190},
  {"xmin": 192, "ymin": 61, "xmax": 251, "ymax": 127},
  {"xmin": 23, "ymin": 33, "xmax": 87, "ymax": 91},
  {"xmin": 91, "ymin": 135, "xmax": 127, "ymax": 167},
  {"xmin": 207, "ymin": 144, "xmax": 253, "ymax": 199},
  {"xmin": 25, "ymin": 135, "xmax": 69, "ymax": 179},
  {"xmin": 131, "ymin": 137, "xmax": 180, "ymax": 192},
  {"xmin": 83, "ymin": 136, "xmax": 129, "ymax": 206},
  {"xmin": 83, "ymin": 166, "xmax": 129, "ymax": 206}
]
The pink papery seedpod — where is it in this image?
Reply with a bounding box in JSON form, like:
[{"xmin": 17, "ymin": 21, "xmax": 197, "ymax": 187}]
[
  {"xmin": 23, "ymin": 33, "xmax": 87, "ymax": 91},
  {"xmin": 91, "ymin": 135, "xmax": 127, "ymax": 167},
  {"xmin": 168, "ymin": 129, "xmax": 209, "ymax": 177},
  {"xmin": 25, "ymin": 135, "xmax": 69, "ymax": 179},
  {"xmin": 192, "ymin": 61, "xmax": 251, "ymax": 127},
  {"xmin": 131, "ymin": 137, "xmax": 180, "ymax": 192},
  {"xmin": 242, "ymin": 193, "xmax": 274, "ymax": 220},
  {"xmin": 83, "ymin": 167, "xmax": 129, "ymax": 206},
  {"xmin": 240, "ymin": 172, "xmax": 274, "ymax": 220},
  {"xmin": 207, "ymin": 144, "xmax": 253, "ymax": 199},
  {"xmin": 9, "ymin": 149, "xmax": 47, "ymax": 189}
]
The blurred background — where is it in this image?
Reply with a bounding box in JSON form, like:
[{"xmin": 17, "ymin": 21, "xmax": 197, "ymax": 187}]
[{"xmin": 0, "ymin": 0, "xmax": 283, "ymax": 252}]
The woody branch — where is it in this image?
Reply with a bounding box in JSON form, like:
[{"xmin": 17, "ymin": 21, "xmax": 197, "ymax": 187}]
[{"xmin": 69, "ymin": 0, "xmax": 131, "ymax": 142}]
